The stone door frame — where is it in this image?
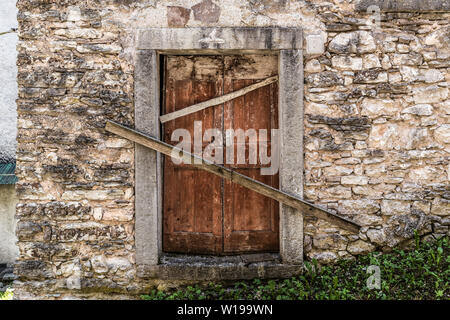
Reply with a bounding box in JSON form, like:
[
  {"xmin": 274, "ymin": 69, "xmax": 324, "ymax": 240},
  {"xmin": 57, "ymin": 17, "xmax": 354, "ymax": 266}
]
[{"xmin": 134, "ymin": 27, "xmax": 304, "ymax": 279}]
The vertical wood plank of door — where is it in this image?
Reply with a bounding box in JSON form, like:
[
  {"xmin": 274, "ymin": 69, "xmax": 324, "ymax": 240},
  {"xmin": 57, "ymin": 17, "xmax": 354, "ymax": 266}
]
[
  {"xmin": 223, "ymin": 55, "xmax": 280, "ymax": 254},
  {"xmin": 163, "ymin": 55, "xmax": 224, "ymax": 254}
]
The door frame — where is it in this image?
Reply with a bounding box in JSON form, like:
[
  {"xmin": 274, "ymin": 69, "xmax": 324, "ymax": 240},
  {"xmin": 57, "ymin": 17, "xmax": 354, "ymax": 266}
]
[{"xmin": 134, "ymin": 27, "xmax": 304, "ymax": 274}]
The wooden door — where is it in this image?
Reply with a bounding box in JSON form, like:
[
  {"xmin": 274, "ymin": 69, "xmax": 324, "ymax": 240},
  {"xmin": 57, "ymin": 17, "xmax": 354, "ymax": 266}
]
[{"xmin": 163, "ymin": 55, "xmax": 279, "ymax": 255}]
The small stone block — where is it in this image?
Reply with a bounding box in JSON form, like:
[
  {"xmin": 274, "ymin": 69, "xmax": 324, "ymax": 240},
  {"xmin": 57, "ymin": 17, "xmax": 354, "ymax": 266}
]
[{"xmin": 306, "ymin": 34, "xmax": 325, "ymax": 55}]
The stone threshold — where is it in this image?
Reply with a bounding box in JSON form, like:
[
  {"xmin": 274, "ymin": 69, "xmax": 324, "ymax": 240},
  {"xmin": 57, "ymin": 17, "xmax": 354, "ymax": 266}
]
[{"xmin": 137, "ymin": 253, "xmax": 303, "ymax": 281}]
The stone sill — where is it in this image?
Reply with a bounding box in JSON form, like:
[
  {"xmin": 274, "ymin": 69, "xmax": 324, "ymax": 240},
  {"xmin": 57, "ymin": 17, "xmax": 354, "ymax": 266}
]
[
  {"xmin": 356, "ymin": 0, "xmax": 450, "ymax": 12},
  {"xmin": 137, "ymin": 253, "xmax": 302, "ymax": 281}
]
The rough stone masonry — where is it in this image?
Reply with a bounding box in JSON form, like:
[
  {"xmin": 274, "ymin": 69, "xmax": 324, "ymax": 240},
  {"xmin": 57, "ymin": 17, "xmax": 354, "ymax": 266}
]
[{"xmin": 13, "ymin": 0, "xmax": 449, "ymax": 299}]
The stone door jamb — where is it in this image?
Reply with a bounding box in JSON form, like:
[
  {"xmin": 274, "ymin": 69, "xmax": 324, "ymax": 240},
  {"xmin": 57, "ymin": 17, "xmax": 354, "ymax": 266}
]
[{"xmin": 134, "ymin": 27, "xmax": 304, "ymax": 276}]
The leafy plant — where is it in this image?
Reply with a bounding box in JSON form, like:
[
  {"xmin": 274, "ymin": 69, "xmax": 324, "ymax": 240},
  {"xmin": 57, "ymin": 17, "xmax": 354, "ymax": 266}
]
[{"xmin": 141, "ymin": 237, "xmax": 449, "ymax": 300}]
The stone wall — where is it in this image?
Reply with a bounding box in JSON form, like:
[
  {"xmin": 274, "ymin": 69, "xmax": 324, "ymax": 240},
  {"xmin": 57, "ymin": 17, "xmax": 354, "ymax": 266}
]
[
  {"xmin": 14, "ymin": 0, "xmax": 449, "ymax": 299},
  {"xmin": 302, "ymin": 4, "xmax": 450, "ymax": 263}
]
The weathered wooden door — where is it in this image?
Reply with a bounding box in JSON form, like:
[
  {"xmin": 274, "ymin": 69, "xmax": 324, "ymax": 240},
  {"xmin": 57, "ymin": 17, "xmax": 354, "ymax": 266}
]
[{"xmin": 163, "ymin": 55, "xmax": 279, "ymax": 255}]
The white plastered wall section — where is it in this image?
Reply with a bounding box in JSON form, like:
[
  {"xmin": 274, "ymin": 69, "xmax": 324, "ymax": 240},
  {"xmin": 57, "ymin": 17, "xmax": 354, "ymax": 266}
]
[{"xmin": 0, "ymin": 0, "xmax": 18, "ymax": 162}]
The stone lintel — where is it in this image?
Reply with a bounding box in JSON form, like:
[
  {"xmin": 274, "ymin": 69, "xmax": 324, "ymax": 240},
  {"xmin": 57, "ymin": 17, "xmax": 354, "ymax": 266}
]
[{"xmin": 137, "ymin": 27, "xmax": 302, "ymax": 51}]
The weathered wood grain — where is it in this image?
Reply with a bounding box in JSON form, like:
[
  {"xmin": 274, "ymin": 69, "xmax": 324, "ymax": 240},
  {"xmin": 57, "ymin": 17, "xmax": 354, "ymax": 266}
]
[
  {"xmin": 163, "ymin": 55, "xmax": 224, "ymax": 254},
  {"xmin": 160, "ymin": 76, "xmax": 279, "ymax": 123}
]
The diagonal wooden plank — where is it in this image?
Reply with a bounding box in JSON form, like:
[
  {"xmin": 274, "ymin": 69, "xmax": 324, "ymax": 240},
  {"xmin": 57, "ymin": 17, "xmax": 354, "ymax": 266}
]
[
  {"xmin": 105, "ymin": 120, "xmax": 362, "ymax": 233},
  {"xmin": 160, "ymin": 76, "xmax": 279, "ymax": 123}
]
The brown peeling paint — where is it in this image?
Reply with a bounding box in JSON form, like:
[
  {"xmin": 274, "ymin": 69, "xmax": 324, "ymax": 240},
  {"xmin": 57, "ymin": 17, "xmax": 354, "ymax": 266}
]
[{"xmin": 167, "ymin": 6, "xmax": 191, "ymax": 27}]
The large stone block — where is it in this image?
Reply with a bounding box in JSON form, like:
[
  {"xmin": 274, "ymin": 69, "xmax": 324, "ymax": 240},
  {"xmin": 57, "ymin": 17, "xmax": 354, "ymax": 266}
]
[
  {"xmin": 368, "ymin": 124, "xmax": 433, "ymax": 150},
  {"xmin": 331, "ymin": 55, "xmax": 363, "ymax": 71},
  {"xmin": 15, "ymin": 261, "xmax": 53, "ymax": 280},
  {"xmin": 392, "ymin": 53, "xmax": 423, "ymax": 66},
  {"xmin": 381, "ymin": 200, "xmax": 411, "ymax": 216},
  {"xmin": 328, "ymin": 31, "xmax": 376, "ymax": 54},
  {"xmin": 434, "ymin": 124, "xmax": 450, "ymax": 144},
  {"xmin": 401, "ymin": 104, "xmax": 434, "ymax": 116},
  {"xmin": 431, "ymin": 198, "xmax": 450, "ymax": 216},
  {"xmin": 347, "ymin": 240, "xmax": 375, "ymax": 255},
  {"xmin": 361, "ymin": 98, "xmax": 397, "ymax": 117},
  {"xmin": 341, "ymin": 175, "xmax": 369, "ymax": 185},
  {"xmin": 424, "ymin": 26, "xmax": 450, "ymax": 48},
  {"xmin": 309, "ymin": 251, "xmax": 338, "ymax": 264},
  {"xmin": 313, "ymin": 234, "xmax": 347, "ymax": 250},
  {"xmin": 354, "ymin": 70, "xmax": 388, "ymax": 84},
  {"xmin": 305, "ymin": 71, "xmax": 344, "ymax": 87},
  {"xmin": 356, "ymin": 0, "xmax": 450, "ymax": 12},
  {"xmin": 367, "ymin": 228, "xmax": 387, "ymax": 245},
  {"xmin": 338, "ymin": 199, "xmax": 381, "ymax": 215},
  {"xmin": 50, "ymin": 222, "xmax": 132, "ymax": 242},
  {"xmin": 413, "ymin": 85, "xmax": 448, "ymax": 104}
]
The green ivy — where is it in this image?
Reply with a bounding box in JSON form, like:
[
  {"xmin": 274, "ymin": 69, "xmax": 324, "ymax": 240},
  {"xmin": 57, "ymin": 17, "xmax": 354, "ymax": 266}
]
[{"xmin": 141, "ymin": 237, "xmax": 449, "ymax": 300}]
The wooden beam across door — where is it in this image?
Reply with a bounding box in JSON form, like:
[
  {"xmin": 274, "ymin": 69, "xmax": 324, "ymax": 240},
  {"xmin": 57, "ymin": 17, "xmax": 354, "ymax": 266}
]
[
  {"xmin": 159, "ymin": 75, "xmax": 279, "ymax": 123},
  {"xmin": 105, "ymin": 120, "xmax": 362, "ymax": 234}
]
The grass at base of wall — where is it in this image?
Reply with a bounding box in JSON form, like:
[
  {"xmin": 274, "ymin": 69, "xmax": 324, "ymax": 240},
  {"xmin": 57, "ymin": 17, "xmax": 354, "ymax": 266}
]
[
  {"xmin": 142, "ymin": 236, "xmax": 449, "ymax": 300},
  {"xmin": 0, "ymin": 288, "xmax": 13, "ymax": 300}
]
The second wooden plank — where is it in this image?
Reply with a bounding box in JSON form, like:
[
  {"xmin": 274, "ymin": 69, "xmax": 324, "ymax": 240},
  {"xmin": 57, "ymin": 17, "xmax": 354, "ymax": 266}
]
[{"xmin": 160, "ymin": 76, "xmax": 279, "ymax": 123}]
